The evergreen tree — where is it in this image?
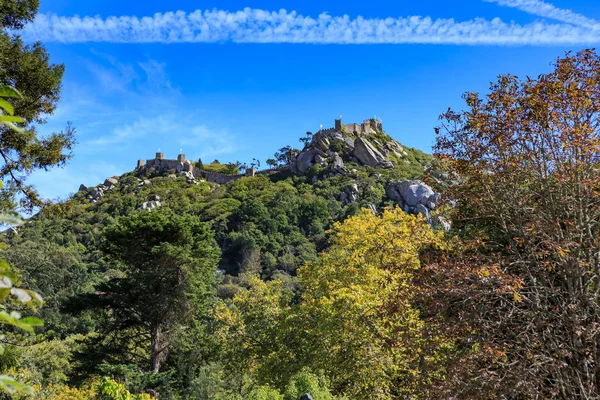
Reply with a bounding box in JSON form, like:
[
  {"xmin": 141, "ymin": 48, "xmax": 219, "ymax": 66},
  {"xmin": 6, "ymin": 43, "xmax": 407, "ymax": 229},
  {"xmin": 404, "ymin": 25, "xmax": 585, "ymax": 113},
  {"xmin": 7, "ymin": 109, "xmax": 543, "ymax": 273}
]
[
  {"xmin": 0, "ymin": 0, "xmax": 75, "ymax": 212},
  {"xmin": 69, "ymin": 209, "xmax": 220, "ymax": 373}
]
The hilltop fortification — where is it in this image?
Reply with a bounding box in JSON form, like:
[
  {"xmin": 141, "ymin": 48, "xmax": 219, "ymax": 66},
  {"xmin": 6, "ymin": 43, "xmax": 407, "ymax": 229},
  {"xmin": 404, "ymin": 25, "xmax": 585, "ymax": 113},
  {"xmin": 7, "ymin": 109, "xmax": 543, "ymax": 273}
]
[
  {"xmin": 136, "ymin": 152, "xmax": 259, "ymax": 185},
  {"xmin": 291, "ymin": 116, "xmax": 407, "ymax": 174}
]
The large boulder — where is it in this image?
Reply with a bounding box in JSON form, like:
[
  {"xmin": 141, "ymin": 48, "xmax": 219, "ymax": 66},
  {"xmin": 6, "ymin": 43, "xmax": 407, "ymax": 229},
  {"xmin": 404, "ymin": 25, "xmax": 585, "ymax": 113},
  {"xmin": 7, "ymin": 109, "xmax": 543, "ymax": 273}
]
[
  {"xmin": 104, "ymin": 177, "xmax": 118, "ymax": 187},
  {"xmin": 330, "ymin": 152, "xmax": 347, "ymax": 174},
  {"xmin": 293, "ymin": 149, "xmax": 315, "ymax": 173},
  {"xmin": 417, "ymin": 203, "xmax": 431, "ymax": 220},
  {"xmin": 402, "ymin": 182, "xmax": 435, "ymax": 207},
  {"xmin": 352, "ymin": 137, "xmax": 394, "ymax": 169},
  {"xmin": 343, "ymin": 136, "xmax": 355, "ymax": 149},
  {"xmin": 386, "ymin": 180, "xmax": 449, "ymax": 230},
  {"xmin": 292, "ymin": 148, "xmax": 327, "ymax": 174},
  {"xmin": 314, "ymin": 154, "xmax": 327, "ymax": 167},
  {"xmin": 314, "ymin": 137, "xmax": 330, "ymax": 153},
  {"xmin": 340, "ymin": 182, "xmax": 359, "ymax": 204},
  {"xmin": 140, "ymin": 200, "xmax": 162, "ymax": 211}
]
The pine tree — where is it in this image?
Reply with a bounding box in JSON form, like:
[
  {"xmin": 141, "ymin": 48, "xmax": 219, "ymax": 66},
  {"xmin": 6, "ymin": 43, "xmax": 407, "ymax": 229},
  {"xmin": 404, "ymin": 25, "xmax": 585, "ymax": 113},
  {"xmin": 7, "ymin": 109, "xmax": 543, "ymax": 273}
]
[{"xmin": 0, "ymin": 0, "xmax": 75, "ymax": 212}]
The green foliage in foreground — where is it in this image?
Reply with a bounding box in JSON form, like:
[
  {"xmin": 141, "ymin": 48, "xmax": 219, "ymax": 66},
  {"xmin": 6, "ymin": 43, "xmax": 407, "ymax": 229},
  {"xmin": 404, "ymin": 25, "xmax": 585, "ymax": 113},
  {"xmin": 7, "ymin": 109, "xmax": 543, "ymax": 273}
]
[{"xmin": 0, "ymin": 153, "xmax": 433, "ymax": 397}]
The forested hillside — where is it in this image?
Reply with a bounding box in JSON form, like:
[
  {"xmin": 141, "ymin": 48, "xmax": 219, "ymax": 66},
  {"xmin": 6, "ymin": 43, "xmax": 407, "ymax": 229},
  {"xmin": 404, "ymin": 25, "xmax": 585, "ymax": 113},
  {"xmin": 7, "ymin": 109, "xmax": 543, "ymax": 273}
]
[
  {"xmin": 1, "ymin": 107, "xmax": 443, "ymax": 398},
  {"xmin": 2, "ymin": 2, "xmax": 600, "ymax": 399}
]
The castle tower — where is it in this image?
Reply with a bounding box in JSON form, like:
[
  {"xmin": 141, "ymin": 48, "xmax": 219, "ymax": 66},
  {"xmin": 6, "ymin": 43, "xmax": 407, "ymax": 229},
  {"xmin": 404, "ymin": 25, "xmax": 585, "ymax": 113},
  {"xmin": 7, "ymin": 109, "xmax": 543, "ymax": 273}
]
[
  {"xmin": 177, "ymin": 153, "xmax": 186, "ymax": 164},
  {"xmin": 335, "ymin": 118, "xmax": 343, "ymax": 131},
  {"xmin": 361, "ymin": 120, "xmax": 369, "ymax": 134},
  {"xmin": 368, "ymin": 118, "xmax": 378, "ymax": 130},
  {"xmin": 137, "ymin": 159, "xmax": 145, "ymax": 169},
  {"xmin": 156, "ymin": 152, "xmax": 165, "ymax": 160}
]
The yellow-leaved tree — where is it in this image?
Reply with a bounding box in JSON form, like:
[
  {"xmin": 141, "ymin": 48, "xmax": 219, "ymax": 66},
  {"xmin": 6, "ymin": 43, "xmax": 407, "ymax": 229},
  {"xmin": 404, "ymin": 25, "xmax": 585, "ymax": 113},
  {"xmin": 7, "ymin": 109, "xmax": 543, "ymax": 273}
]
[
  {"xmin": 293, "ymin": 207, "xmax": 448, "ymax": 399},
  {"xmin": 215, "ymin": 208, "xmax": 450, "ymax": 399}
]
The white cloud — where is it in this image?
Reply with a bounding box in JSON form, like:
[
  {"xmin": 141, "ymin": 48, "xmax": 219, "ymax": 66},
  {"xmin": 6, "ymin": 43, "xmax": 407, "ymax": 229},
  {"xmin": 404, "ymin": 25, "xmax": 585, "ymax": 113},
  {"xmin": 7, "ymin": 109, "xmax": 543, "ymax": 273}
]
[
  {"xmin": 180, "ymin": 125, "xmax": 236, "ymax": 159},
  {"xmin": 88, "ymin": 113, "xmax": 237, "ymax": 158},
  {"xmin": 20, "ymin": 5, "xmax": 600, "ymax": 46},
  {"xmin": 28, "ymin": 53, "xmax": 233, "ymax": 200},
  {"xmin": 138, "ymin": 59, "xmax": 178, "ymax": 94},
  {"xmin": 485, "ymin": 0, "xmax": 600, "ymax": 29}
]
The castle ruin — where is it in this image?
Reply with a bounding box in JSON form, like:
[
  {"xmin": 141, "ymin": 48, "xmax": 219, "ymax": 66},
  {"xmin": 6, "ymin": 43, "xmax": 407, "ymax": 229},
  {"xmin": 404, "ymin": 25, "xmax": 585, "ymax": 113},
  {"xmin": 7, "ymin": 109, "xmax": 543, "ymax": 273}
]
[
  {"xmin": 136, "ymin": 152, "xmax": 258, "ymax": 184},
  {"xmin": 135, "ymin": 116, "xmax": 385, "ymax": 183},
  {"xmin": 320, "ymin": 117, "xmax": 383, "ymax": 136}
]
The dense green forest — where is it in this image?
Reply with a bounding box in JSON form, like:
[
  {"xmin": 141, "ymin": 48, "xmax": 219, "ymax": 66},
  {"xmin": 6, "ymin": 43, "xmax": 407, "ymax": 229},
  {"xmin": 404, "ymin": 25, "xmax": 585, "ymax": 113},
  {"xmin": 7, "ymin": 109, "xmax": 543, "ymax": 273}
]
[{"xmin": 2, "ymin": 1, "xmax": 600, "ymax": 399}]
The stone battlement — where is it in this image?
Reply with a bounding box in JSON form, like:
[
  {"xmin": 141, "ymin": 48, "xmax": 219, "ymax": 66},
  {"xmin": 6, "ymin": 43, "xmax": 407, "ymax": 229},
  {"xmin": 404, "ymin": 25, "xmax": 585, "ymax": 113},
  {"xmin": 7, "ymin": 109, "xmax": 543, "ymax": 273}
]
[
  {"xmin": 136, "ymin": 153, "xmax": 283, "ymax": 185},
  {"xmin": 317, "ymin": 117, "xmax": 383, "ymax": 137}
]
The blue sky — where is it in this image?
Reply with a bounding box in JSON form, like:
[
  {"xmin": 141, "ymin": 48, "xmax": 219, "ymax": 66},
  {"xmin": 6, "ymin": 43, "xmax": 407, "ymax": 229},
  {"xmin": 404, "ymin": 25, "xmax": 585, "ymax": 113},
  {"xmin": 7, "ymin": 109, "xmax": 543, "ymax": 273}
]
[{"xmin": 23, "ymin": 0, "xmax": 600, "ymax": 200}]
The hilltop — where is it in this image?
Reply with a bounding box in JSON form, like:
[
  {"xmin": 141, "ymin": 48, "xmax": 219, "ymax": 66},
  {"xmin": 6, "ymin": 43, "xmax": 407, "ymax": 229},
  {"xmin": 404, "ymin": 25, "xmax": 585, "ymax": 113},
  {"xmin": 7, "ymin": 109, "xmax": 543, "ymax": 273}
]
[
  {"xmin": 71, "ymin": 116, "xmax": 444, "ymax": 224},
  {"xmin": 2, "ymin": 116, "xmax": 446, "ymax": 333}
]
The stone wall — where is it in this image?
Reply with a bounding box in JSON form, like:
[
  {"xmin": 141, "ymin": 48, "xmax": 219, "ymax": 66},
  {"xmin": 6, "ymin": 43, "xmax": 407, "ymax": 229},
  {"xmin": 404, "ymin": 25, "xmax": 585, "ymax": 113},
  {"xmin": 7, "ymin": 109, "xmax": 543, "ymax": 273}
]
[
  {"xmin": 145, "ymin": 159, "xmax": 183, "ymax": 172},
  {"xmin": 344, "ymin": 123, "xmax": 361, "ymax": 134},
  {"xmin": 191, "ymin": 167, "xmax": 244, "ymax": 184}
]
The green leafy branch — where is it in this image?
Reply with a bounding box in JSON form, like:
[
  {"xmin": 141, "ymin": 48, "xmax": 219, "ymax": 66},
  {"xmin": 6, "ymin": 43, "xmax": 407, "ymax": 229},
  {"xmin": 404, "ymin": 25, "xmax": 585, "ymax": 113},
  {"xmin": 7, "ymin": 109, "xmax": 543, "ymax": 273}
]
[{"xmin": 0, "ymin": 85, "xmax": 42, "ymax": 396}]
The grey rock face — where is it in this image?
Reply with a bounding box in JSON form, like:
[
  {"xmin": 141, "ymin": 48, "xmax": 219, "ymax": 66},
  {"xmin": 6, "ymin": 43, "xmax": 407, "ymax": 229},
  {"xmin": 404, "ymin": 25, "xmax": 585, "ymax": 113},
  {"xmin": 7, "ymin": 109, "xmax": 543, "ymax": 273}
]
[
  {"xmin": 315, "ymin": 154, "xmax": 327, "ymax": 167},
  {"xmin": 104, "ymin": 178, "xmax": 118, "ymax": 187},
  {"xmin": 352, "ymin": 137, "xmax": 394, "ymax": 169},
  {"xmin": 78, "ymin": 184, "xmax": 87, "ymax": 192},
  {"xmin": 352, "ymin": 137, "xmax": 382, "ymax": 167},
  {"xmin": 88, "ymin": 186, "xmax": 106, "ymax": 202},
  {"xmin": 340, "ymin": 182, "xmax": 360, "ymax": 204},
  {"xmin": 331, "ymin": 152, "xmax": 344, "ymax": 169},
  {"xmin": 314, "ymin": 137, "xmax": 330, "ymax": 153},
  {"xmin": 386, "ymin": 180, "xmax": 449, "ymax": 230},
  {"xmin": 343, "ymin": 136, "xmax": 355, "ymax": 149},
  {"xmin": 292, "ymin": 149, "xmax": 318, "ymax": 174},
  {"xmin": 402, "ymin": 183, "xmax": 434, "ymax": 207},
  {"xmin": 140, "ymin": 200, "xmax": 162, "ymax": 211},
  {"xmin": 417, "ymin": 204, "xmax": 431, "ymax": 219},
  {"xmin": 300, "ymin": 394, "xmax": 313, "ymax": 400},
  {"xmin": 134, "ymin": 179, "xmax": 152, "ymax": 190}
]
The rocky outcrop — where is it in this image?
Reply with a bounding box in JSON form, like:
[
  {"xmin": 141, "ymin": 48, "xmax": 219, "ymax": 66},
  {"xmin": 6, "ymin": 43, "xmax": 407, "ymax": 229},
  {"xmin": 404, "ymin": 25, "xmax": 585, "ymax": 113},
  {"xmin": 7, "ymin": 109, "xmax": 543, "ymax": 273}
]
[
  {"xmin": 353, "ymin": 137, "xmax": 393, "ymax": 169},
  {"xmin": 330, "ymin": 152, "xmax": 346, "ymax": 174},
  {"xmin": 140, "ymin": 200, "xmax": 162, "ymax": 211},
  {"xmin": 290, "ymin": 117, "xmax": 404, "ymax": 178},
  {"xmin": 135, "ymin": 179, "xmax": 151, "ymax": 190},
  {"xmin": 86, "ymin": 177, "xmax": 120, "ymax": 203},
  {"xmin": 386, "ymin": 180, "xmax": 449, "ymax": 230},
  {"xmin": 293, "ymin": 148, "xmax": 326, "ymax": 174},
  {"xmin": 104, "ymin": 178, "xmax": 118, "ymax": 188},
  {"xmin": 340, "ymin": 182, "xmax": 359, "ymax": 204},
  {"xmin": 179, "ymin": 170, "xmax": 199, "ymax": 185}
]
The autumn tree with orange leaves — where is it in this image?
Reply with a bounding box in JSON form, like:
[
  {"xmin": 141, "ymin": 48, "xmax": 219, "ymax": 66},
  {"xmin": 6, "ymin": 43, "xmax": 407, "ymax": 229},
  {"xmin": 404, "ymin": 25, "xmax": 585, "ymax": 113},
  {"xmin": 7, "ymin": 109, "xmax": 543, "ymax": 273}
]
[{"xmin": 430, "ymin": 49, "xmax": 600, "ymax": 399}]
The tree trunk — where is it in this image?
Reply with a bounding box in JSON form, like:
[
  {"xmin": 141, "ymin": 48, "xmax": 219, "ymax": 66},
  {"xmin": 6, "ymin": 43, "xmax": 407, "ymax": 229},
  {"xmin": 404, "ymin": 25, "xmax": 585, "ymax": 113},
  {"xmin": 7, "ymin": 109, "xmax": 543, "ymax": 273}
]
[{"xmin": 150, "ymin": 325, "xmax": 165, "ymax": 373}]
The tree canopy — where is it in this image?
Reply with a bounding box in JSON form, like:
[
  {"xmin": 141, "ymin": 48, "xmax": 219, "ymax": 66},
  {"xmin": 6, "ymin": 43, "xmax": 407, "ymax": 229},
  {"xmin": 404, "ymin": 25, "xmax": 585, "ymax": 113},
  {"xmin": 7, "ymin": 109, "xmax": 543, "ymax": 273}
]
[
  {"xmin": 0, "ymin": 0, "xmax": 75, "ymax": 212},
  {"xmin": 432, "ymin": 49, "xmax": 600, "ymax": 398}
]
